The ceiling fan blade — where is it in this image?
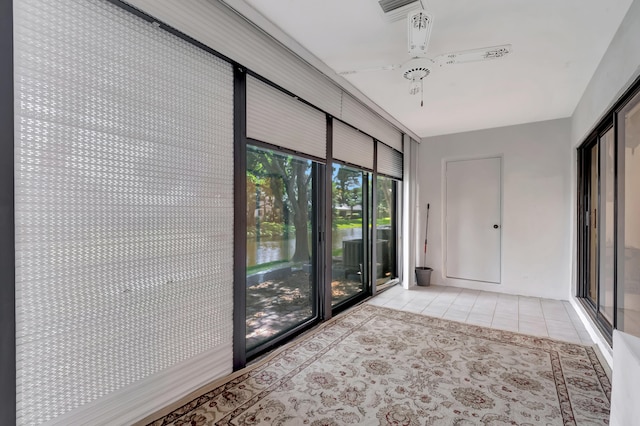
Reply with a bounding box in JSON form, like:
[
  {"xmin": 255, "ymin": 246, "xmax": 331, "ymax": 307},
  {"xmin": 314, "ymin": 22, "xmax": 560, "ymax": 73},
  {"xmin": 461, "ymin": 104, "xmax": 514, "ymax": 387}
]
[
  {"xmin": 338, "ymin": 64, "xmax": 402, "ymax": 76},
  {"xmin": 434, "ymin": 44, "xmax": 512, "ymax": 66}
]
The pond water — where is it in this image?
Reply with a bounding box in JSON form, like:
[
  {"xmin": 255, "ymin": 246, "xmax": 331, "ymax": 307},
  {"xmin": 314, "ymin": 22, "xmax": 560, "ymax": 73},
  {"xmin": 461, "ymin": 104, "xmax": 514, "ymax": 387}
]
[{"xmin": 247, "ymin": 227, "xmax": 363, "ymax": 266}]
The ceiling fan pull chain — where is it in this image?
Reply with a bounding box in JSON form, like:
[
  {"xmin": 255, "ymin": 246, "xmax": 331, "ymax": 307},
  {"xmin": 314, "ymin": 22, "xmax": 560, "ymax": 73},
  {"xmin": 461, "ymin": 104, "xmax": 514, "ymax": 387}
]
[{"xmin": 421, "ymin": 78, "xmax": 424, "ymax": 107}]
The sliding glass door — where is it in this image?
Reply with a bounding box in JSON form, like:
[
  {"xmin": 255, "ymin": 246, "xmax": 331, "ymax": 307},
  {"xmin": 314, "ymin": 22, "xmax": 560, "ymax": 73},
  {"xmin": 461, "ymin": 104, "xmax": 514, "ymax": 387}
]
[
  {"xmin": 618, "ymin": 91, "xmax": 640, "ymax": 337},
  {"xmin": 577, "ymin": 82, "xmax": 640, "ymax": 341},
  {"xmin": 587, "ymin": 142, "xmax": 599, "ymax": 306},
  {"xmin": 331, "ymin": 163, "xmax": 370, "ymax": 308},
  {"xmin": 376, "ymin": 175, "xmax": 398, "ymax": 286},
  {"xmin": 599, "ymin": 128, "xmax": 615, "ymax": 325},
  {"xmin": 246, "ymin": 145, "xmax": 320, "ymax": 353},
  {"xmin": 579, "ymin": 130, "xmax": 614, "ymax": 332},
  {"xmin": 239, "ymin": 83, "xmax": 405, "ymax": 362}
]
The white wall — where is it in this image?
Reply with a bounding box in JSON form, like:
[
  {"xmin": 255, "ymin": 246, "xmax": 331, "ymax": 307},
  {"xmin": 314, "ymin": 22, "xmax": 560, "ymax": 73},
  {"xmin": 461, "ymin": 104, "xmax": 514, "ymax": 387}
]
[
  {"xmin": 402, "ymin": 137, "xmax": 419, "ymax": 289},
  {"xmin": 418, "ymin": 118, "xmax": 572, "ymax": 300},
  {"xmin": 571, "ymin": 0, "xmax": 640, "ymax": 146},
  {"xmin": 610, "ymin": 331, "xmax": 640, "ymax": 426}
]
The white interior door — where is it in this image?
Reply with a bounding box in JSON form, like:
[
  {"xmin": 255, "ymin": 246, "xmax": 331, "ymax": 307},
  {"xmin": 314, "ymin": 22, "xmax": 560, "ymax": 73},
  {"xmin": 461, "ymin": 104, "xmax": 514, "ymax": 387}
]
[{"xmin": 446, "ymin": 157, "xmax": 502, "ymax": 283}]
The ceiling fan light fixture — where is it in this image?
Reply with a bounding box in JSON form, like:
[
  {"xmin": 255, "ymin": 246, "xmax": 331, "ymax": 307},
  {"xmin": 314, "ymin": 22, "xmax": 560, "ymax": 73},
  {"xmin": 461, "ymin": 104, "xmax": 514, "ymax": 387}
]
[
  {"xmin": 407, "ymin": 10, "xmax": 433, "ymax": 56},
  {"xmin": 409, "ymin": 78, "xmax": 421, "ymax": 95},
  {"xmin": 404, "ymin": 67, "xmax": 429, "ymax": 80},
  {"xmin": 401, "ymin": 57, "xmax": 432, "ymax": 81}
]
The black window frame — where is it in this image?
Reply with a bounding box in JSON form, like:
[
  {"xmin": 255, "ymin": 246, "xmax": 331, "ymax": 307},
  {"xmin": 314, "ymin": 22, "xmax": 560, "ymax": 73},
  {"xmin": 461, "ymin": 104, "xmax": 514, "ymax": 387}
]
[
  {"xmin": 329, "ymin": 159, "xmax": 374, "ymax": 315},
  {"xmin": 576, "ymin": 74, "xmax": 640, "ymax": 344},
  {"xmin": 242, "ymin": 140, "xmax": 326, "ymax": 361},
  {"xmin": 1, "ymin": 0, "xmax": 15, "ymax": 424}
]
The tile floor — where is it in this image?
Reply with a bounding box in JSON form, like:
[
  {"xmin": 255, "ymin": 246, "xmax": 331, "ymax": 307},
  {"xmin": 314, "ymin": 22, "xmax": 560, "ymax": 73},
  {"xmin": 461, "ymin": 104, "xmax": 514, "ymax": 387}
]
[{"xmin": 367, "ymin": 284, "xmax": 593, "ymax": 346}]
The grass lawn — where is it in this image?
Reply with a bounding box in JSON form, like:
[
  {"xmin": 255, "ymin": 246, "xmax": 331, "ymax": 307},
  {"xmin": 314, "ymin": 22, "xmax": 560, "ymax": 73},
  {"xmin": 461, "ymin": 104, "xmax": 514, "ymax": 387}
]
[
  {"xmin": 246, "ymin": 259, "xmax": 291, "ymax": 274},
  {"xmin": 334, "ymin": 217, "xmax": 391, "ymax": 229}
]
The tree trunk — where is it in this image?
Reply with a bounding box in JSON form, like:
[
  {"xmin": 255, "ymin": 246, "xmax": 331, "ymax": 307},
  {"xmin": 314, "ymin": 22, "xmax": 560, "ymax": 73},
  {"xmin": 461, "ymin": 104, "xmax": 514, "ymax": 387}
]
[
  {"xmin": 291, "ymin": 163, "xmax": 310, "ymax": 262},
  {"xmin": 246, "ymin": 180, "xmax": 256, "ymax": 228},
  {"xmin": 291, "ymin": 209, "xmax": 309, "ymax": 262},
  {"xmin": 379, "ymin": 178, "xmax": 393, "ymax": 219}
]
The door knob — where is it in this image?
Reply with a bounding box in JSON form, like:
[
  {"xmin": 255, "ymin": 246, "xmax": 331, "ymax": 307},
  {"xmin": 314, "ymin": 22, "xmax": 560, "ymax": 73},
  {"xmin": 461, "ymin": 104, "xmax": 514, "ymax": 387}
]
[{"xmin": 493, "ymin": 224, "xmax": 499, "ymax": 229}]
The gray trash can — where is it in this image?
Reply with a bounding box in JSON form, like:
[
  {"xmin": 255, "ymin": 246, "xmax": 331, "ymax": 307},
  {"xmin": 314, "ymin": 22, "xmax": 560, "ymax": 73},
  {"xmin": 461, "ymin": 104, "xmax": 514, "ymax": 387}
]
[{"xmin": 415, "ymin": 267, "xmax": 432, "ymax": 286}]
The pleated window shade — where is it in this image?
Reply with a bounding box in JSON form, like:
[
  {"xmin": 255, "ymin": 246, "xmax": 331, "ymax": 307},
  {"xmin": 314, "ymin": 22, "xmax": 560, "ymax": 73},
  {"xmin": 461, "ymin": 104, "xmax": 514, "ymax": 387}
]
[
  {"xmin": 341, "ymin": 94, "xmax": 403, "ymax": 152},
  {"xmin": 377, "ymin": 143, "xmax": 404, "ymax": 179},
  {"xmin": 333, "ymin": 120, "xmax": 374, "ymax": 170},
  {"xmin": 14, "ymin": 0, "xmax": 234, "ymax": 423},
  {"xmin": 124, "ymin": 0, "xmax": 345, "ymax": 119},
  {"xmin": 246, "ymin": 75, "xmax": 327, "ymax": 160}
]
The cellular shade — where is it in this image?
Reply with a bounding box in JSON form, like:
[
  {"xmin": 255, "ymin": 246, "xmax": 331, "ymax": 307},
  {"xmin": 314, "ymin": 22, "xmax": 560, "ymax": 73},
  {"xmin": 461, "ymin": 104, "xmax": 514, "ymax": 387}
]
[
  {"xmin": 341, "ymin": 94, "xmax": 403, "ymax": 151},
  {"xmin": 247, "ymin": 75, "xmax": 327, "ymax": 159},
  {"xmin": 377, "ymin": 143, "xmax": 404, "ymax": 179},
  {"xmin": 333, "ymin": 119, "xmax": 374, "ymax": 169}
]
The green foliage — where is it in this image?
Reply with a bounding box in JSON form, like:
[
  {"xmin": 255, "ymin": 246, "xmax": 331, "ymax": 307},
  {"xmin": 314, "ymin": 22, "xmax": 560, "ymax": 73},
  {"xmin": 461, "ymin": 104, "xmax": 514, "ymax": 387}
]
[
  {"xmin": 332, "ymin": 164, "xmax": 365, "ymax": 230},
  {"xmin": 332, "ymin": 217, "xmax": 391, "ymax": 229},
  {"xmin": 376, "ymin": 176, "xmax": 394, "ymax": 217},
  {"xmin": 246, "ymin": 145, "xmax": 314, "ymax": 262},
  {"xmin": 377, "ymin": 217, "xmax": 391, "ymax": 226},
  {"xmin": 334, "ymin": 218, "xmax": 363, "ymax": 229}
]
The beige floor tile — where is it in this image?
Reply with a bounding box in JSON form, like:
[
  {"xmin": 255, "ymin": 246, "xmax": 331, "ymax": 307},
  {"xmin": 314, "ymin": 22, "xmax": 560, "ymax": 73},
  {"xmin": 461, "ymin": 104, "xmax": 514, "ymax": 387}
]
[{"xmin": 368, "ymin": 285, "xmax": 600, "ymax": 347}]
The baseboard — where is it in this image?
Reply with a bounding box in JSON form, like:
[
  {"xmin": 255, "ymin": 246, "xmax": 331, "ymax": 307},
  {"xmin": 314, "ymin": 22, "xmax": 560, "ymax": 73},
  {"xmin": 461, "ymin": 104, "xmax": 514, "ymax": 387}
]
[
  {"xmin": 44, "ymin": 342, "xmax": 233, "ymax": 426},
  {"xmin": 568, "ymin": 297, "xmax": 613, "ymax": 368}
]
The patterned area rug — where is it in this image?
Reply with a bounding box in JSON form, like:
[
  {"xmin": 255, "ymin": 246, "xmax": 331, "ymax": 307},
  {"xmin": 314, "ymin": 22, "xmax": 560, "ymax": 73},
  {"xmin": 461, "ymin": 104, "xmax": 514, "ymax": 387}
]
[{"xmin": 145, "ymin": 304, "xmax": 611, "ymax": 425}]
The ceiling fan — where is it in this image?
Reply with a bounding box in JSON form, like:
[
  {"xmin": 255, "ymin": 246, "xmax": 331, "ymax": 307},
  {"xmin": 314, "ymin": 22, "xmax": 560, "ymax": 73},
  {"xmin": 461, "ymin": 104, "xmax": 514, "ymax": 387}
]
[{"xmin": 339, "ymin": 10, "xmax": 512, "ymax": 106}]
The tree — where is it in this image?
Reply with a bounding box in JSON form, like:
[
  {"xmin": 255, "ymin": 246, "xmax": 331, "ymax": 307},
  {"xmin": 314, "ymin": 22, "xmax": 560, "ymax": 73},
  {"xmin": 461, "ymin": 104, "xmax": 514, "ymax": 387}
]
[
  {"xmin": 377, "ymin": 176, "xmax": 394, "ymax": 220},
  {"xmin": 333, "ymin": 166, "xmax": 362, "ymax": 218},
  {"xmin": 247, "ymin": 148, "xmax": 312, "ymax": 262}
]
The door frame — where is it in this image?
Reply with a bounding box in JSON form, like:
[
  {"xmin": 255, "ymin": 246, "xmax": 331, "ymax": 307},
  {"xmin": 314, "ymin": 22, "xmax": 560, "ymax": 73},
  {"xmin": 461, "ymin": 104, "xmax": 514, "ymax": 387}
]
[
  {"xmin": 575, "ymin": 74, "xmax": 640, "ymax": 345},
  {"xmin": 442, "ymin": 154, "xmax": 504, "ymax": 284},
  {"xmin": 330, "ymin": 160, "xmax": 373, "ymax": 315},
  {"xmin": 241, "ymin": 141, "xmax": 326, "ymax": 362},
  {"xmin": 577, "ymin": 123, "xmax": 616, "ymax": 342}
]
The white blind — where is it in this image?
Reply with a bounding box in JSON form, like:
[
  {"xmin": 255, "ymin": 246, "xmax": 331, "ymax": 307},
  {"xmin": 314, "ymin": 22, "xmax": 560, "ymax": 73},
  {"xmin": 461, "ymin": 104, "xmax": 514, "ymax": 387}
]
[
  {"xmin": 123, "ymin": 0, "xmax": 344, "ymax": 118},
  {"xmin": 341, "ymin": 94, "xmax": 403, "ymax": 152},
  {"xmin": 14, "ymin": 0, "xmax": 234, "ymax": 424},
  {"xmin": 122, "ymin": 1, "xmax": 420, "ymax": 143},
  {"xmin": 333, "ymin": 120, "xmax": 374, "ymax": 170},
  {"xmin": 247, "ymin": 75, "xmax": 327, "ymax": 159},
  {"xmin": 377, "ymin": 143, "xmax": 404, "ymax": 179}
]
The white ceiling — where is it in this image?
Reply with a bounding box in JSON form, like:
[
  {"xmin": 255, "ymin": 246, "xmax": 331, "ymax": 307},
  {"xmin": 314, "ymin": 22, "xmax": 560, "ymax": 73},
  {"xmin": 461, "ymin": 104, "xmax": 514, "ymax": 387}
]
[{"xmin": 240, "ymin": 0, "xmax": 633, "ymax": 138}]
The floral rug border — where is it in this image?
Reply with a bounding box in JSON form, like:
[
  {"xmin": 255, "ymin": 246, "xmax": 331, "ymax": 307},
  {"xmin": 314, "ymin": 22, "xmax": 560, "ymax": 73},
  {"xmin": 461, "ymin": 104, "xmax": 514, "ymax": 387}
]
[{"xmin": 146, "ymin": 304, "xmax": 611, "ymax": 425}]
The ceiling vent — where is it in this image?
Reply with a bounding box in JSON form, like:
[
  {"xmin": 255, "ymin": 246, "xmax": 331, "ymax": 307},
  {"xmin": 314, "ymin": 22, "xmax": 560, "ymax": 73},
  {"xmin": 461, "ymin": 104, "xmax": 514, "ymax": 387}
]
[{"xmin": 378, "ymin": 0, "xmax": 425, "ymax": 22}]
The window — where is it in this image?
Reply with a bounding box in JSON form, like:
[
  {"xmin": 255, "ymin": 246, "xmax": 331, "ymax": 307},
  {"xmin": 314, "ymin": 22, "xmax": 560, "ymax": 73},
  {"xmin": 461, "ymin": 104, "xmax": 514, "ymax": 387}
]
[
  {"xmin": 600, "ymin": 128, "xmax": 615, "ymax": 324},
  {"xmin": 237, "ymin": 78, "xmax": 404, "ymax": 364},
  {"xmin": 331, "ymin": 163, "xmax": 371, "ymax": 307},
  {"xmin": 376, "ymin": 175, "xmax": 398, "ymax": 285},
  {"xmin": 245, "ymin": 145, "xmax": 321, "ymax": 354},
  {"xmin": 618, "ymin": 90, "xmax": 640, "ymax": 336}
]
